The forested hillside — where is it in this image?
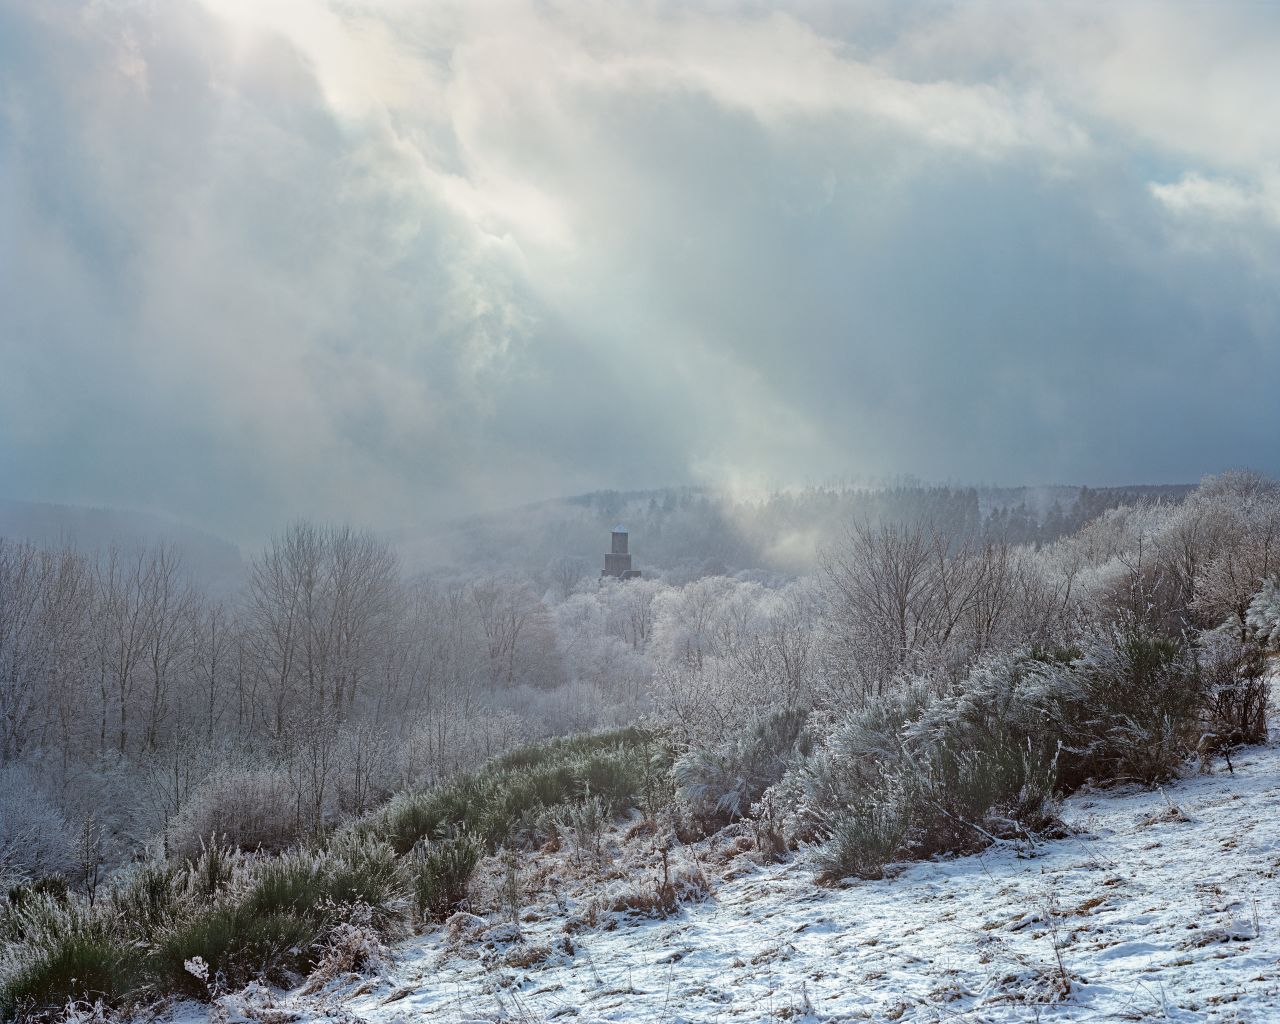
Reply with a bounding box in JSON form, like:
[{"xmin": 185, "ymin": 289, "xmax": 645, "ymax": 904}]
[
  {"xmin": 401, "ymin": 482, "xmax": 1195, "ymax": 583},
  {"xmin": 1, "ymin": 471, "xmax": 1275, "ymax": 1021}
]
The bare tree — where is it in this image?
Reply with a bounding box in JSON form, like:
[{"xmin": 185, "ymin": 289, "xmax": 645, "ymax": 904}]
[
  {"xmin": 191, "ymin": 597, "xmax": 234, "ymax": 742},
  {"xmin": 93, "ymin": 546, "xmax": 154, "ymax": 754},
  {"xmin": 470, "ymin": 578, "xmax": 540, "ymax": 687},
  {"xmin": 0, "ymin": 542, "xmax": 93, "ymax": 762},
  {"xmin": 821, "ymin": 519, "xmax": 1018, "ymax": 701},
  {"xmin": 140, "ymin": 545, "xmax": 195, "ymax": 750}
]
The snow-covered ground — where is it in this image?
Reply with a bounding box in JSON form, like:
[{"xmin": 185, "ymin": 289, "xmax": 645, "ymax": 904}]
[{"xmin": 182, "ymin": 744, "xmax": 1280, "ymax": 1024}]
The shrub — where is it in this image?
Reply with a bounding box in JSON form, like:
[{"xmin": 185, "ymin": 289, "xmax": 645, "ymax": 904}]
[
  {"xmin": 813, "ymin": 726, "xmax": 1060, "ymax": 881},
  {"xmin": 0, "ymin": 766, "xmax": 77, "ymax": 883},
  {"xmin": 167, "ymin": 768, "xmax": 299, "ymax": 860},
  {"xmin": 408, "ymin": 832, "xmax": 481, "ymax": 923},
  {"xmin": 241, "ymin": 839, "xmax": 401, "ymax": 927},
  {"xmin": 816, "ymin": 797, "xmax": 906, "ymax": 881},
  {"xmin": 674, "ymin": 708, "xmax": 811, "ymax": 824},
  {"xmin": 363, "ymin": 727, "xmax": 664, "ymax": 854},
  {"xmin": 152, "ymin": 906, "xmax": 319, "ymax": 999},
  {"xmin": 1246, "ymin": 577, "xmax": 1280, "ymax": 651},
  {"xmin": 1056, "ymin": 624, "xmax": 1204, "ymax": 785},
  {"xmin": 6, "ymin": 876, "xmax": 70, "ymax": 912},
  {"xmin": 184, "ymin": 840, "xmax": 237, "ymax": 905},
  {"xmin": 106, "ymin": 861, "xmax": 188, "ymax": 943},
  {"xmin": 489, "ymin": 727, "xmax": 657, "ymax": 771},
  {"xmin": 315, "ymin": 837, "xmax": 404, "ymax": 929},
  {"xmin": 0, "ymin": 728, "xmax": 664, "ymax": 1016},
  {"xmin": 805, "ymin": 624, "xmax": 1226, "ymax": 879},
  {"xmin": 559, "ymin": 795, "xmax": 609, "ymax": 866},
  {"xmin": 0, "ymin": 899, "xmax": 142, "ymax": 1020},
  {"xmin": 607, "ymin": 847, "xmax": 711, "ymax": 919},
  {"xmin": 806, "ymin": 654, "xmax": 1072, "ymax": 879},
  {"xmin": 1199, "ymin": 627, "xmax": 1270, "ymax": 744}
]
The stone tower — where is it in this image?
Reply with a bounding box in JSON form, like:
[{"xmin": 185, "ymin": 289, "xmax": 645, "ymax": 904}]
[{"xmin": 601, "ymin": 526, "xmax": 641, "ymax": 580}]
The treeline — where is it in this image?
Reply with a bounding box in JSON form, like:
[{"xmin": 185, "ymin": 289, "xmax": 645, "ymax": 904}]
[
  {"xmin": 0, "ymin": 471, "xmax": 1277, "ymax": 1019},
  {"xmin": 410, "ymin": 481, "xmax": 1192, "ymax": 581},
  {"xmin": 0, "ymin": 524, "xmax": 613, "ymax": 881},
  {"xmin": 662, "ymin": 470, "xmax": 1279, "ymax": 877},
  {"xmin": 0, "ymin": 475, "xmax": 1245, "ymax": 889},
  {"xmin": 0, "ymin": 729, "xmax": 665, "ymax": 1019}
]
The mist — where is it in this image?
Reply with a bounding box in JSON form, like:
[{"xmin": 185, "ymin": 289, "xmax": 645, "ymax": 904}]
[
  {"xmin": 8, "ymin": 7, "xmax": 1280, "ymax": 1014},
  {"xmin": 4, "ymin": 1, "xmax": 1280, "ymax": 541}
]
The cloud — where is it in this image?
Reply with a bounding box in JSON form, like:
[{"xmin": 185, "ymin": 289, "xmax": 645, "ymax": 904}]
[{"xmin": 2, "ymin": 0, "xmax": 1280, "ymax": 541}]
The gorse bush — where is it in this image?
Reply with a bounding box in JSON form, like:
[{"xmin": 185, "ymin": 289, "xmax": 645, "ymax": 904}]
[
  {"xmin": 487, "ymin": 727, "xmax": 657, "ymax": 771},
  {"xmin": 811, "ymin": 722, "xmax": 1061, "ymax": 880},
  {"xmin": 674, "ymin": 707, "xmax": 812, "ymax": 823},
  {"xmin": 1059, "ymin": 624, "xmax": 1202, "ymax": 785},
  {"xmin": 364, "ymin": 728, "xmax": 665, "ymax": 855},
  {"xmin": 819, "ymin": 797, "xmax": 906, "ymax": 881},
  {"xmin": 185, "ymin": 840, "xmax": 236, "ymax": 905},
  {"xmin": 807, "ymin": 623, "xmax": 1220, "ymax": 880},
  {"xmin": 0, "ymin": 897, "xmax": 142, "ymax": 1020},
  {"xmin": 105, "ymin": 861, "xmax": 188, "ymax": 943},
  {"xmin": 0, "ymin": 727, "xmax": 660, "ymax": 1020},
  {"xmin": 408, "ymin": 832, "xmax": 482, "ymax": 923},
  {"xmin": 153, "ymin": 905, "xmax": 319, "ymax": 999},
  {"xmin": 151, "ymin": 836, "xmax": 403, "ymax": 1001},
  {"xmin": 560, "ymin": 794, "xmax": 609, "ymax": 866}
]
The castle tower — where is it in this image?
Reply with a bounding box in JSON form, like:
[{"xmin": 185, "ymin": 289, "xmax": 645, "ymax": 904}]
[{"xmin": 601, "ymin": 526, "xmax": 641, "ymax": 580}]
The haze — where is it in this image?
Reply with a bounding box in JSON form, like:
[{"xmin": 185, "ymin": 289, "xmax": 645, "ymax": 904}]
[{"xmin": 3, "ymin": 0, "xmax": 1279, "ymax": 541}]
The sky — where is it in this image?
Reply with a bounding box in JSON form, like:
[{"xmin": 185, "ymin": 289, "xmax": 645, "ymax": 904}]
[{"xmin": 2, "ymin": 0, "xmax": 1279, "ymax": 542}]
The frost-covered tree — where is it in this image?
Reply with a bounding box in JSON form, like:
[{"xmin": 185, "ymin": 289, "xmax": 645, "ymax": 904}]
[{"xmin": 1246, "ymin": 578, "xmax": 1280, "ymax": 650}]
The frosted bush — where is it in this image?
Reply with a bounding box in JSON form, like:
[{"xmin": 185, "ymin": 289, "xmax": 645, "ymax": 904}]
[
  {"xmin": 1246, "ymin": 578, "xmax": 1280, "ymax": 650},
  {"xmin": 674, "ymin": 708, "xmax": 811, "ymax": 823},
  {"xmin": 166, "ymin": 767, "xmax": 298, "ymax": 858},
  {"xmin": 0, "ymin": 763, "xmax": 76, "ymax": 881}
]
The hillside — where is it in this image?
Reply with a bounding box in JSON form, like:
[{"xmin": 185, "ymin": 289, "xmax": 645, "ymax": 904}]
[
  {"xmin": 0, "ymin": 484, "xmax": 1193, "ymax": 588},
  {"xmin": 167, "ymin": 731, "xmax": 1279, "ymax": 1024},
  {"xmin": 396, "ymin": 482, "xmax": 1195, "ymax": 581},
  {"xmin": 0, "ymin": 501, "xmax": 244, "ymax": 594}
]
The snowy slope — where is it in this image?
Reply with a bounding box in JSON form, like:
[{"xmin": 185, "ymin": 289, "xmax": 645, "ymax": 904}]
[{"xmin": 187, "ymin": 744, "xmax": 1280, "ymax": 1024}]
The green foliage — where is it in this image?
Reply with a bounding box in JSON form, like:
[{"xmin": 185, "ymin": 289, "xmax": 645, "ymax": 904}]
[
  {"xmin": 0, "ymin": 728, "xmax": 660, "ymax": 1018},
  {"xmin": 1056, "ymin": 625, "xmax": 1203, "ymax": 786},
  {"xmin": 0, "ymin": 899, "xmax": 142, "ymax": 1020},
  {"xmin": 408, "ymin": 832, "xmax": 482, "ymax": 923},
  {"xmin": 152, "ymin": 906, "xmax": 319, "ymax": 999},
  {"xmin": 317, "ymin": 836, "xmax": 404, "ymax": 927},
  {"xmin": 186, "ymin": 839, "xmax": 236, "ymax": 905},
  {"xmin": 817, "ymin": 798, "xmax": 907, "ymax": 881},
  {"xmin": 809, "ymin": 625, "xmax": 1215, "ymax": 880},
  {"xmin": 488, "ymin": 726, "xmax": 657, "ymax": 771},
  {"xmin": 365, "ymin": 726, "xmax": 665, "ymax": 855},
  {"xmin": 106, "ymin": 861, "xmax": 188, "ymax": 944}
]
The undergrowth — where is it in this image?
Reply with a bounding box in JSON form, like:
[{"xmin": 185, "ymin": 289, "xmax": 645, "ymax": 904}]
[
  {"xmin": 0, "ymin": 726, "xmax": 666, "ymax": 1021},
  {"xmin": 808, "ymin": 624, "xmax": 1258, "ymax": 880}
]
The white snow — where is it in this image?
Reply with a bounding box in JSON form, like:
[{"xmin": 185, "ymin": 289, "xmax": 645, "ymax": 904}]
[{"xmin": 170, "ymin": 744, "xmax": 1280, "ymax": 1023}]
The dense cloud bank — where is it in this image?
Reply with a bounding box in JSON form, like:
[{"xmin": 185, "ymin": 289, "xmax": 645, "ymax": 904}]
[{"xmin": 3, "ymin": 1, "xmax": 1280, "ymax": 539}]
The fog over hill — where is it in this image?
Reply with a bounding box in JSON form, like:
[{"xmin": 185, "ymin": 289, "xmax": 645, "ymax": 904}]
[
  {"xmin": 3, "ymin": 482, "xmax": 1195, "ymax": 590},
  {"xmin": 4, "ymin": 3, "xmax": 1280, "ymax": 1019},
  {"xmin": 0, "ymin": 500, "xmax": 245, "ymax": 595},
  {"xmin": 5, "ymin": 2, "xmax": 1280, "ymax": 535},
  {"xmin": 395, "ymin": 481, "xmax": 1196, "ymax": 583}
]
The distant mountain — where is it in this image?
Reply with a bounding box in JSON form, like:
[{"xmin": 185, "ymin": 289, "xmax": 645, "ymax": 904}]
[
  {"xmin": 395, "ymin": 482, "xmax": 1197, "ymax": 584},
  {"xmin": 1, "ymin": 482, "xmax": 1195, "ymax": 594},
  {"xmin": 0, "ymin": 500, "xmax": 245, "ymax": 594}
]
